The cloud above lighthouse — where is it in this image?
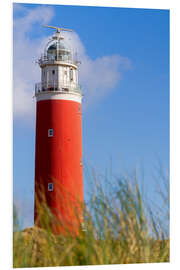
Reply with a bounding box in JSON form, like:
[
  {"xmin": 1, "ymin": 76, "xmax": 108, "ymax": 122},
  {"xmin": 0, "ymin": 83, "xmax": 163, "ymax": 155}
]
[
  {"xmin": 13, "ymin": 4, "xmax": 54, "ymax": 123},
  {"xmin": 62, "ymin": 31, "xmax": 131, "ymax": 108},
  {"xmin": 13, "ymin": 4, "xmax": 131, "ymax": 123}
]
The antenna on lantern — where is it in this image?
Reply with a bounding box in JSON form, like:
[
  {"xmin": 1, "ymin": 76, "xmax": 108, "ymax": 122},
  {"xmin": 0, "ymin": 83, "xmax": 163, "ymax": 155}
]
[
  {"xmin": 43, "ymin": 25, "xmax": 73, "ymax": 40},
  {"xmin": 43, "ymin": 25, "xmax": 73, "ymax": 33}
]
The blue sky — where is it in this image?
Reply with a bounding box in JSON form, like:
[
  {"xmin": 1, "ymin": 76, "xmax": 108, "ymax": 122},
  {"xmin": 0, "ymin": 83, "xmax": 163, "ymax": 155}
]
[{"xmin": 13, "ymin": 3, "xmax": 169, "ymax": 228}]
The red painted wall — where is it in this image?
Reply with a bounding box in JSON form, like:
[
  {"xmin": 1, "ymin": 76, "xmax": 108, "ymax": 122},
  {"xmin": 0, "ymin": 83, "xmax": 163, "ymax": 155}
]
[{"xmin": 34, "ymin": 99, "xmax": 83, "ymax": 234}]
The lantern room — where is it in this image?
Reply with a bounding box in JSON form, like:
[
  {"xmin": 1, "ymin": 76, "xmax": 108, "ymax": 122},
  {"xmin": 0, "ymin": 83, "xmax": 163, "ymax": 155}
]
[{"xmin": 35, "ymin": 26, "xmax": 81, "ymax": 96}]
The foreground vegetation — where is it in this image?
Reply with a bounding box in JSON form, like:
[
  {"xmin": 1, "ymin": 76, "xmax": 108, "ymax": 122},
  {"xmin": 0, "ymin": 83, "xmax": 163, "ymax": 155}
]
[{"xmin": 13, "ymin": 170, "xmax": 169, "ymax": 267}]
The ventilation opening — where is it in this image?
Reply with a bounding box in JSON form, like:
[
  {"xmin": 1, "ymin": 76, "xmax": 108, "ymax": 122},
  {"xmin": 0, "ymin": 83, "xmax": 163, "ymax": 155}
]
[
  {"xmin": 80, "ymin": 157, "xmax": 83, "ymax": 166},
  {"xmin": 62, "ymin": 88, "xmax": 69, "ymax": 92}
]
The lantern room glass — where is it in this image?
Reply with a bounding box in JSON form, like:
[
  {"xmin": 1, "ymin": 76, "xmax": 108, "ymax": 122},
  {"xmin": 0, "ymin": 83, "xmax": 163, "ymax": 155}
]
[{"xmin": 46, "ymin": 40, "xmax": 72, "ymax": 62}]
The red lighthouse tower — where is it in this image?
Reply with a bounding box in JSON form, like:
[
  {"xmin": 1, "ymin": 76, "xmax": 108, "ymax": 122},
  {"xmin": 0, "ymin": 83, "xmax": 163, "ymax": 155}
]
[{"xmin": 34, "ymin": 26, "xmax": 83, "ymax": 234}]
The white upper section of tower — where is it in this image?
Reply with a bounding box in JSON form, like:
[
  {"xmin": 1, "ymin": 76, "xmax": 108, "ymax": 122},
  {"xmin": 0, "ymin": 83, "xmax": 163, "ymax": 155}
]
[{"xmin": 35, "ymin": 25, "xmax": 82, "ymax": 100}]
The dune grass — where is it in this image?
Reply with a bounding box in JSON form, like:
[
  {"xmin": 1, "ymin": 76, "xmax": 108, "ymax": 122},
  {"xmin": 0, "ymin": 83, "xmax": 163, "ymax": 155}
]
[{"xmin": 13, "ymin": 169, "xmax": 169, "ymax": 267}]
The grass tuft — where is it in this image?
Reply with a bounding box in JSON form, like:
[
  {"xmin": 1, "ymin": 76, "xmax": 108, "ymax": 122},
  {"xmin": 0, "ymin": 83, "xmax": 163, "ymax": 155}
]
[{"xmin": 13, "ymin": 170, "xmax": 169, "ymax": 267}]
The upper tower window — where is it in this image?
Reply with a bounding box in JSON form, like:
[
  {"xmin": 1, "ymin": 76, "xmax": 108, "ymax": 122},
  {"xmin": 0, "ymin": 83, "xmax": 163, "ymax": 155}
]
[
  {"xmin": 48, "ymin": 129, "xmax": 54, "ymax": 137},
  {"xmin": 52, "ymin": 70, "xmax": 55, "ymax": 75}
]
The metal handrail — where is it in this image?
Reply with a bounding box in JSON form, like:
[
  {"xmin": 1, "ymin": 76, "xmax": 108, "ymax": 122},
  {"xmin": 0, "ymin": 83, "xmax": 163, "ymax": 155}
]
[
  {"xmin": 35, "ymin": 82, "xmax": 82, "ymax": 95},
  {"xmin": 38, "ymin": 53, "xmax": 78, "ymax": 66}
]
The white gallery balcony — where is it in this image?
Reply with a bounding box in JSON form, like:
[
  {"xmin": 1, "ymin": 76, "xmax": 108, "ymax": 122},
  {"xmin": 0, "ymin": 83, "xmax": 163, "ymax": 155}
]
[{"xmin": 35, "ymin": 82, "xmax": 82, "ymax": 96}]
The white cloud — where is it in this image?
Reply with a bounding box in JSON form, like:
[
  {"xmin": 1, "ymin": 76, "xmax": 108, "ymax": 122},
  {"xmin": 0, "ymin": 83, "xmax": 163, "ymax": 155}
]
[
  {"xmin": 13, "ymin": 5, "xmax": 131, "ymax": 122},
  {"xmin": 13, "ymin": 5, "xmax": 54, "ymax": 123},
  {"xmin": 63, "ymin": 31, "xmax": 131, "ymax": 107}
]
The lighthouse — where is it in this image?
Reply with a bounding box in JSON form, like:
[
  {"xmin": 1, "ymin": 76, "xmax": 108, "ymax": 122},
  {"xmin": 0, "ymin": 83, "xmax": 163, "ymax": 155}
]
[{"xmin": 34, "ymin": 26, "xmax": 83, "ymax": 234}]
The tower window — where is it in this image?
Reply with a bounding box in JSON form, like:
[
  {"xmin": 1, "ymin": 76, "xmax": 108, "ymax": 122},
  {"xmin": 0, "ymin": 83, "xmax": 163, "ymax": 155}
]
[
  {"xmin": 48, "ymin": 129, "xmax": 54, "ymax": 137},
  {"xmin": 52, "ymin": 70, "xmax": 55, "ymax": 75},
  {"xmin": 48, "ymin": 183, "xmax": 53, "ymax": 191},
  {"xmin": 70, "ymin": 68, "xmax": 73, "ymax": 81}
]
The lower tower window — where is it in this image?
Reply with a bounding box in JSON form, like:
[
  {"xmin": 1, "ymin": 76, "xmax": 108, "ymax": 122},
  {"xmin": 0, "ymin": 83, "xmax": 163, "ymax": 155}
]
[{"xmin": 48, "ymin": 183, "xmax": 53, "ymax": 191}]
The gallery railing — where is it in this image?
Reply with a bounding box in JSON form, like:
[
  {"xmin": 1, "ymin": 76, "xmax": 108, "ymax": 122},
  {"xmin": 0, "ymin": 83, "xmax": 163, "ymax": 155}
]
[{"xmin": 35, "ymin": 82, "xmax": 82, "ymax": 95}]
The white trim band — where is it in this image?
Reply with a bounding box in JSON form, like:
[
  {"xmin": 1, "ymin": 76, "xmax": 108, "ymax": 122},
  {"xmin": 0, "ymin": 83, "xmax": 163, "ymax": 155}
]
[{"xmin": 36, "ymin": 92, "xmax": 82, "ymax": 103}]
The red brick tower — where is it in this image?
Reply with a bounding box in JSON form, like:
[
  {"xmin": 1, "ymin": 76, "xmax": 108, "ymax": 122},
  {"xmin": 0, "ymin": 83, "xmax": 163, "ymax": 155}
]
[{"xmin": 34, "ymin": 26, "xmax": 83, "ymax": 234}]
